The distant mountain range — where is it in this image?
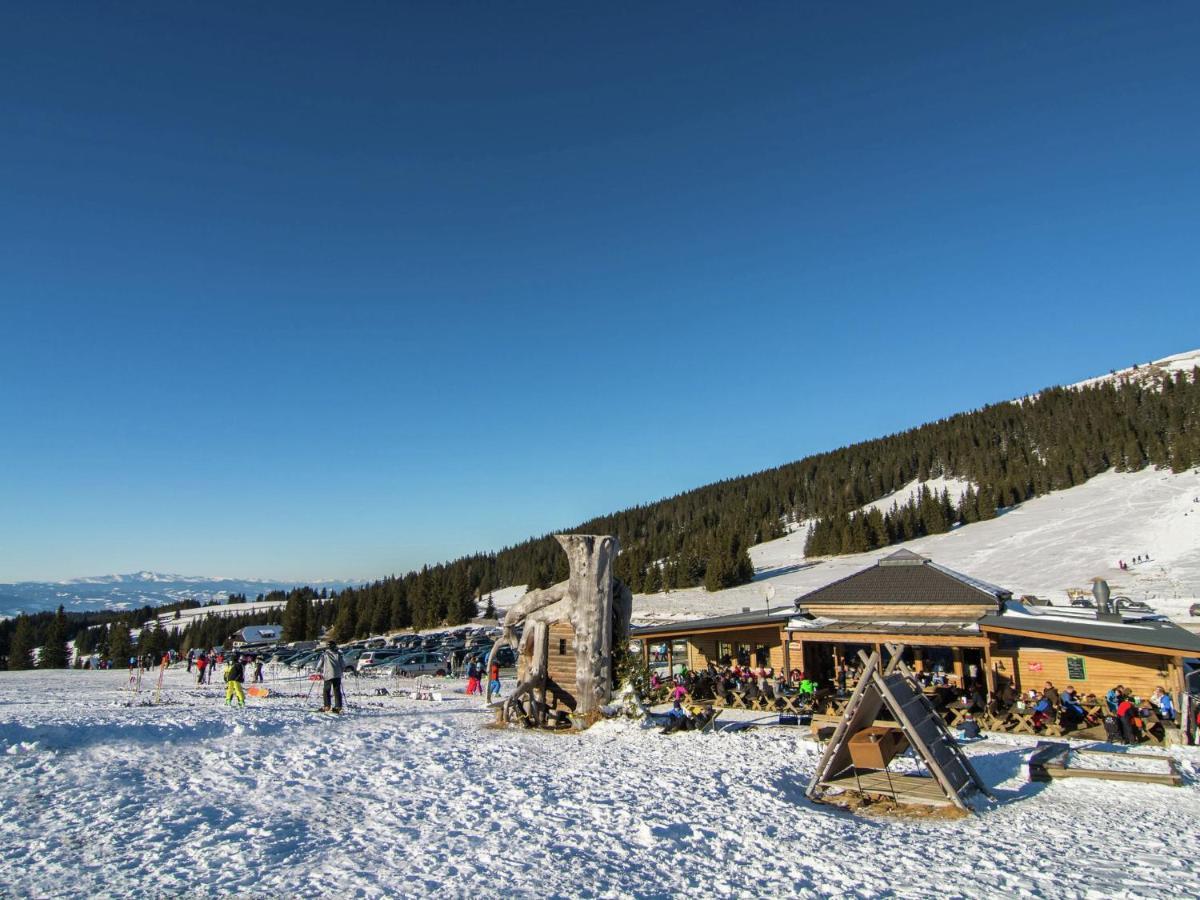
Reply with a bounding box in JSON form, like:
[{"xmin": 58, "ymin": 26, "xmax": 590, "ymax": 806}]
[{"xmin": 0, "ymin": 572, "xmax": 359, "ymax": 618}]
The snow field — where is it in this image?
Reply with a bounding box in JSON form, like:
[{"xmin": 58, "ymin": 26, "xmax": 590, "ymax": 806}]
[
  {"xmin": 633, "ymin": 467, "xmax": 1200, "ymax": 626},
  {"xmin": 3, "ymin": 668, "xmax": 1200, "ymax": 898}
]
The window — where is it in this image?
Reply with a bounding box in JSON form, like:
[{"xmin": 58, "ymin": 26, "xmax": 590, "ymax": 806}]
[
  {"xmin": 649, "ymin": 642, "xmax": 669, "ymax": 671},
  {"xmin": 671, "ymin": 639, "xmax": 689, "ymax": 669},
  {"xmin": 558, "ymin": 639, "xmax": 567, "ymax": 655},
  {"xmin": 717, "ymin": 642, "xmax": 733, "ymax": 664},
  {"xmin": 755, "ymin": 645, "xmax": 770, "ymax": 667}
]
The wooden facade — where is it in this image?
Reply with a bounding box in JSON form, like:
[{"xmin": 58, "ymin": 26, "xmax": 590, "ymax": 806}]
[{"xmin": 633, "ymin": 552, "xmax": 1199, "ymax": 740}]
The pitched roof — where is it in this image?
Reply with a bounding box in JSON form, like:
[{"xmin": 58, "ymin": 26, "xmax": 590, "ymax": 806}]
[
  {"xmin": 980, "ymin": 603, "xmax": 1200, "ymax": 656},
  {"xmin": 631, "ymin": 607, "xmax": 792, "ymax": 638},
  {"xmin": 794, "ymin": 550, "xmax": 1011, "ymax": 609}
]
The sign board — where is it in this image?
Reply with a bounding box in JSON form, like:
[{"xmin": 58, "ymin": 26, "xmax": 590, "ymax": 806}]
[
  {"xmin": 1027, "ymin": 661, "xmax": 1044, "ymax": 673},
  {"xmin": 1066, "ymin": 656, "xmax": 1086, "ymax": 680}
]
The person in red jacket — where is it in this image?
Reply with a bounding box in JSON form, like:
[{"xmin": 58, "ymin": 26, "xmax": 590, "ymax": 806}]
[
  {"xmin": 195, "ymin": 653, "xmax": 208, "ymax": 685},
  {"xmin": 1115, "ymin": 695, "xmax": 1140, "ymax": 744}
]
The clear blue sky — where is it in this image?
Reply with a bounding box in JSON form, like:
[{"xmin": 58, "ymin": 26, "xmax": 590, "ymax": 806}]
[{"xmin": 2, "ymin": 4, "xmax": 1198, "ymax": 582}]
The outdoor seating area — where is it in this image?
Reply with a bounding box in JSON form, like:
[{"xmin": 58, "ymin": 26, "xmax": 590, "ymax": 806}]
[
  {"xmin": 633, "ymin": 551, "xmax": 1200, "ymax": 747},
  {"xmin": 643, "ymin": 663, "xmax": 1180, "ymax": 746}
]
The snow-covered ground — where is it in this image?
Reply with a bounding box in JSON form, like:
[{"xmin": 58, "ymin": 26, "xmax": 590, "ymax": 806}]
[
  {"xmin": 634, "ymin": 467, "xmax": 1200, "ymax": 626},
  {"xmin": 2, "ymin": 667, "xmax": 1198, "ymax": 898}
]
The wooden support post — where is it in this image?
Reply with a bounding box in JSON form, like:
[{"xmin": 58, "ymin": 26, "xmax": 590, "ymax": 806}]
[
  {"xmin": 983, "ymin": 642, "xmax": 995, "ymax": 697},
  {"xmin": 782, "ymin": 633, "xmax": 791, "ymax": 675},
  {"xmin": 952, "ymin": 647, "xmax": 964, "ymax": 685},
  {"xmin": 913, "ymin": 648, "xmax": 925, "ymax": 673}
]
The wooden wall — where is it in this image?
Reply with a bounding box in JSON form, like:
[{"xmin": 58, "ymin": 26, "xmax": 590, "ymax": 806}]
[
  {"xmin": 803, "ymin": 603, "xmax": 994, "ymax": 620},
  {"xmin": 1009, "ymin": 645, "xmax": 1174, "ymax": 700},
  {"xmin": 547, "ymin": 621, "xmax": 578, "ymax": 702},
  {"xmin": 684, "ymin": 627, "xmax": 786, "ymax": 672}
]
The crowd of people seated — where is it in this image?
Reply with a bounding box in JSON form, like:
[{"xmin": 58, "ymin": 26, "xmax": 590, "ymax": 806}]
[
  {"xmin": 986, "ymin": 678, "xmax": 1176, "ymax": 742},
  {"xmin": 649, "ymin": 661, "xmax": 820, "ymax": 707},
  {"xmin": 649, "ymin": 660, "xmax": 1178, "ymax": 745}
]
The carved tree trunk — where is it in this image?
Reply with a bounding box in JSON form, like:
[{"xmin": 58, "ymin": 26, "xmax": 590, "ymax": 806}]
[{"xmin": 556, "ymin": 534, "xmax": 619, "ymax": 716}]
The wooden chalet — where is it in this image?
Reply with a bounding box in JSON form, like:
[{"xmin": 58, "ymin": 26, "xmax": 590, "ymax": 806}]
[{"xmin": 633, "ymin": 549, "xmax": 1200, "ymax": 739}]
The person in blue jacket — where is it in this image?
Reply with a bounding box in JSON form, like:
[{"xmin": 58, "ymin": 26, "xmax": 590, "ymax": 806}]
[
  {"xmin": 1151, "ymin": 687, "xmax": 1175, "ymax": 721},
  {"xmin": 1105, "ymin": 684, "xmax": 1125, "ymax": 713}
]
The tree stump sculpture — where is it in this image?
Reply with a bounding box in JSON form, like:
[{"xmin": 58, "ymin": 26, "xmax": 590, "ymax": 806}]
[{"xmin": 488, "ymin": 534, "xmax": 632, "ymax": 728}]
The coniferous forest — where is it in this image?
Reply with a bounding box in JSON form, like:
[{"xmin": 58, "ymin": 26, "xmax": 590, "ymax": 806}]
[{"xmin": 3, "ymin": 366, "xmax": 1198, "ymax": 666}]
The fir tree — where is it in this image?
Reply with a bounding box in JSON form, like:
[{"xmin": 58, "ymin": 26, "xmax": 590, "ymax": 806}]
[
  {"xmin": 8, "ymin": 616, "xmax": 36, "ymax": 670},
  {"xmin": 39, "ymin": 605, "xmax": 70, "ymax": 668},
  {"xmin": 108, "ymin": 623, "xmax": 133, "ymax": 664}
]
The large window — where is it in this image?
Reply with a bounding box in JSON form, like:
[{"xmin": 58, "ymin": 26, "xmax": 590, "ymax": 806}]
[
  {"xmin": 717, "ymin": 642, "xmax": 733, "ymax": 665},
  {"xmin": 649, "ymin": 642, "xmax": 669, "ymax": 671},
  {"xmin": 671, "ymin": 639, "xmax": 690, "ymax": 672}
]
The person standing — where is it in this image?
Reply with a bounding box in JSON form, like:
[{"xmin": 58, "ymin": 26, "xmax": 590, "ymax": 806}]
[
  {"xmin": 195, "ymin": 653, "xmax": 207, "ymax": 685},
  {"xmin": 186, "ymin": 650, "xmax": 194, "ymax": 674},
  {"xmin": 318, "ymin": 640, "xmax": 345, "ymax": 713},
  {"xmin": 486, "ymin": 658, "xmax": 501, "ymax": 702},
  {"xmin": 253, "ymin": 657, "xmax": 264, "ymax": 684},
  {"xmin": 224, "ymin": 655, "xmax": 246, "ymax": 707}
]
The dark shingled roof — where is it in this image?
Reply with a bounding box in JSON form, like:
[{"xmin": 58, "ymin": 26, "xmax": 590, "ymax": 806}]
[
  {"xmin": 980, "ymin": 609, "xmax": 1200, "ymax": 656},
  {"xmin": 794, "ymin": 550, "xmax": 1011, "ymax": 608}
]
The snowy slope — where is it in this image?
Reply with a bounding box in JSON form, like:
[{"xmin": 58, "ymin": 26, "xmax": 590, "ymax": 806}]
[
  {"xmin": 2, "ymin": 668, "xmax": 1199, "ymax": 898},
  {"xmin": 634, "ymin": 467, "xmax": 1200, "ymax": 625}
]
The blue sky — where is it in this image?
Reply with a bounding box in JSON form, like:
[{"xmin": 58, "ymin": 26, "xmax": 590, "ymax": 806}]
[{"xmin": 2, "ymin": 4, "xmax": 1198, "ymax": 582}]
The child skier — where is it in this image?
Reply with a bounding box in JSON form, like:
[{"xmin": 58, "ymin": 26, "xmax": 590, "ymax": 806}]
[{"xmin": 224, "ymin": 655, "xmax": 246, "ymax": 707}]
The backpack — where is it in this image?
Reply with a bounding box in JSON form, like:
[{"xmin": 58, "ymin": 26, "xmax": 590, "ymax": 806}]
[{"xmin": 1102, "ymin": 716, "xmax": 1122, "ymax": 742}]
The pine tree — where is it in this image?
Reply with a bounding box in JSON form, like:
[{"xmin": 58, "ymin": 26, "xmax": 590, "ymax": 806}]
[
  {"xmin": 282, "ymin": 593, "xmax": 309, "ymax": 642},
  {"xmin": 39, "ymin": 605, "xmax": 70, "ymax": 668},
  {"xmin": 108, "ymin": 623, "xmax": 133, "ymax": 665},
  {"xmin": 8, "ymin": 616, "xmax": 36, "ymax": 670}
]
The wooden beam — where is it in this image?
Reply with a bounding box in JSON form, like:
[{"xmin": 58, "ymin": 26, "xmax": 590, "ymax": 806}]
[{"xmin": 787, "ymin": 631, "xmax": 989, "ymax": 648}]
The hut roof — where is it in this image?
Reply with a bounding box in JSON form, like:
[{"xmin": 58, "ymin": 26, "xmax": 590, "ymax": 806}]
[{"xmin": 794, "ymin": 550, "xmax": 1011, "ymax": 609}]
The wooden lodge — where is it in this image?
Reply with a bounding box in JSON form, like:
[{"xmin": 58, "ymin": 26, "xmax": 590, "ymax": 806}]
[{"xmin": 632, "ymin": 549, "xmax": 1200, "ymax": 742}]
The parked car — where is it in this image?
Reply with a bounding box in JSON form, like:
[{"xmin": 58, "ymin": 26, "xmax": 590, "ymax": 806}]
[
  {"xmin": 377, "ymin": 652, "xmax": 449, "ymax": 677},
  {"xmin": 356, "ymin": 649, "xmax": 403, "ymax": 672}
]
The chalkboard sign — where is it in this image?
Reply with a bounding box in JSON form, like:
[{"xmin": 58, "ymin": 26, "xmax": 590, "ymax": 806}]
[{"xmin": 1066, "ymin": 656, "xmax": 1086, "ymax": 680}]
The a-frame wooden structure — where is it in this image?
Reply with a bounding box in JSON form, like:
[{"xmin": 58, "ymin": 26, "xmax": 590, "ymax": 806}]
[{"xmin": 807, "ymin": 644, "xmax": 993, "ymax": 812}]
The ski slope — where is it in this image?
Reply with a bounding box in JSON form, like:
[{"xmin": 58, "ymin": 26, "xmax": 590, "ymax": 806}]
[
  {"xmin": 633, "ymin": 466, "xmax": 1200, "ymax": 625},
  {"xmin": 2, "ymin": 667, "xmax": 1199, "ymax": 898}
]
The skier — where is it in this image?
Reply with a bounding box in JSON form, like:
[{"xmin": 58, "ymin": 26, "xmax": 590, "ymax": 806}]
[
  {"xmin": 195, "ymin": 653, "xmax": 208, "ymax": 685},
  {"xmin": 223, "ymin": 654, "xmax": 246, "ymax": 707},
  {"xmin": 253, "ymin": 657, "xmax": 264, "ymax": 684},
  {"xmin": 186, "ymin": 650, "xmax": 194, "ymax": 674},
  {"xmin": 317, "ymin": 640, "xmax": 345, "ymax": 713},
  {"xmin": 465, "ymin": 660, "xmax": 481, "ymax": 696}
]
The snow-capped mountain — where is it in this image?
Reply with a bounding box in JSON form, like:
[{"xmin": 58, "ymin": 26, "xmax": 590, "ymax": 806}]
[{"xmin": 0, "ymin": 573, "xmax": 358, "ymax": 618}]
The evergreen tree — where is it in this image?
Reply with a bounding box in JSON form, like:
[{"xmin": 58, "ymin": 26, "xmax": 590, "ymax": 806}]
[
  {"xmin": 8, "ymin": 616, "xmax": 36, "ymax": 670},
  {"xmin": 39, "ymin": 605, "xmax": 70, "ymax": 668},
  {"xmin": 108, "ymin": 623, "xmax": 133, "ymax": 664},
  {"xmin": 282, "ymin": 593, "xmax": 309, "ymax": 642}
]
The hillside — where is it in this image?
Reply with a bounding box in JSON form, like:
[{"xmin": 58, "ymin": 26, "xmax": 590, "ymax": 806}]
[{"xmin": 632, "ymin": 465, "xmax": 1200, "ymax": 626}]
